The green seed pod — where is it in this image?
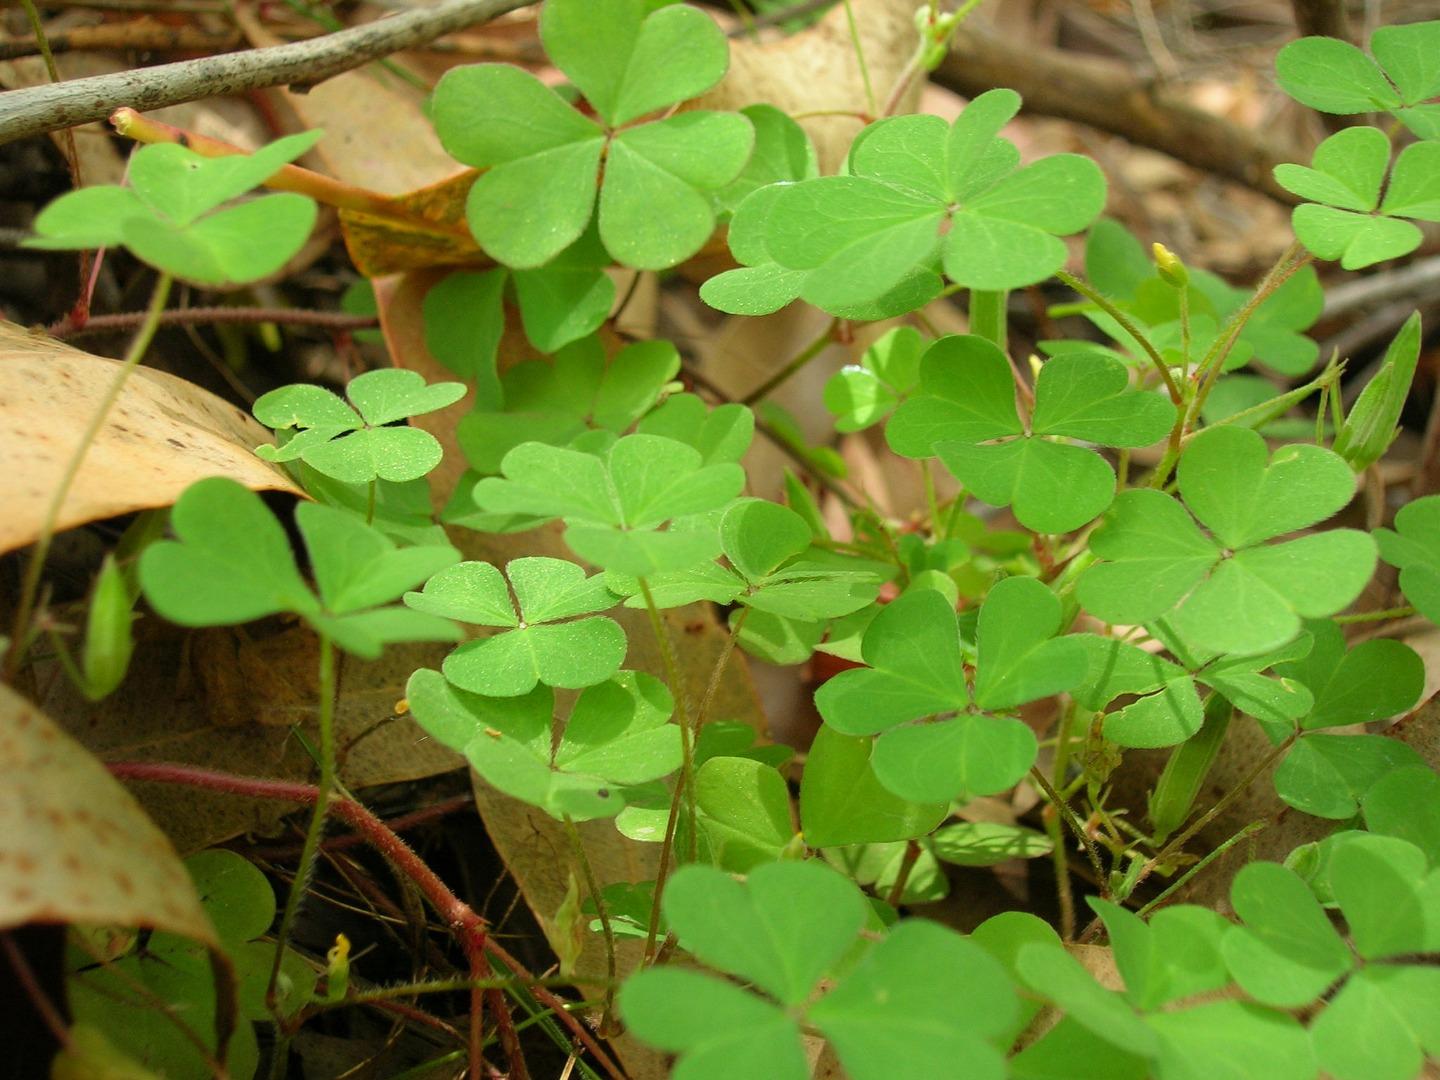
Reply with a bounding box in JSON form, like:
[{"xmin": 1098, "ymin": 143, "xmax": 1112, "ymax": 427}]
[
  {"xmin": 1148, "ymin": 692, "xmax": 1233, "ymax": 844},
  {"xmin": 81, "ymin": 554, "xmax": 136, "ymax": 702},
  {"xmin": 1334, "ymin": 312, "xmax": 1421, "ymax": 472}
]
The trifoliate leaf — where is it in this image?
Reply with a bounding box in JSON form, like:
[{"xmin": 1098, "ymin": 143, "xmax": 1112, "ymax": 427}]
[
  {"xmin": 405, "ymin": 668, "xmax": 678, "ymax": 820},
  {"xmin": 406, "ymin": 558, "xmax": 623, "ymax": 696},
  {"xmin": 799, "ymin": 725, "xmax": 948, "ymax": 847},
  {"xmin": 1375, "ymin": 493, "xmax": 1440, "ymax": 624},
  {"xmin": 1274, "ymin": 733, "xmax": 1425, "ymax": 819}
]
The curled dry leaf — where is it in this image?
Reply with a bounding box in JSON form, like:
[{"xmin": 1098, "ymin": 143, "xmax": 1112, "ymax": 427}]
[
  {"xmin": 0, "ymin": 683, "xmax": 215, "ymax": 945},
  {"xmin": 0, "ymin": 321, "xmax": 302, "ymax": 554}
]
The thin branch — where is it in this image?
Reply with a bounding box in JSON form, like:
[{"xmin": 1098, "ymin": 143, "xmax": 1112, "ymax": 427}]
[
  {"xmin": 52, "ymin": 306, "xmax": 380, "ymax": 340},
  {"xmin": 0, "ymin": 0, "xmax": 539, "ymax": 145},
  {"xmin": 934, "ymin": 23, "xmax": 1301, "ymax": 204}
]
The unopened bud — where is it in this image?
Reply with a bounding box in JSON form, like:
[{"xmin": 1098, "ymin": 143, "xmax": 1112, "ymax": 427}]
[{"xmin": 1152, "ymin": 242, "xmax": 1189, "ymax": 288}]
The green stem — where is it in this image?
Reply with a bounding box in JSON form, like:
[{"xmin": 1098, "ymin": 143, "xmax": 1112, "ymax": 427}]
[
  {"xmin": 741, "ymin": 319, "xmax": 837, "ymax": 406},
  {"xmin": 639, "ymin": 579, "xmax": 695, "ymax": 966},
  {"xmin": 968, "ymin": 289, "xmax": 1010, "ymax": 355},
  {"xmin": 365, "ymin": 478, "xmax": 377, "ymax": 526},
  {"xmin": 1136, "ymin": 821, "xmax": 1266, "ymax": 917},
  {"xmin": 1333, "ymin": 605, "xmax": 1416, "ymax": 624},
  {"xmin": 6, "ymin": 271, "xmax": 172, "ymax": 682},
  {"xmin": 1054, "ymin": 270, "xmax": 1180, "ymax": 403},
  {"xmin": 267, "ymin": 635, "xmax": 338, "ymax": 1018},
  {"xmin": 563, "ymin": 814, "xmax": 616, "ymax": 1031},
  {"xmin": 841, "ymin": 0, "xmax": 877, "ymax": 116},
  {"xmin": 1029, "ymin": 765, "xmax": 1108, "ymax": 895}
]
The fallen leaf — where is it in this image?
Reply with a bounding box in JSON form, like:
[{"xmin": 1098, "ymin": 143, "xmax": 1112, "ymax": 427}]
[
  {"xmin": 0, "ymin": 682, "xmax": 215, "ymax": 944},
  {"xmin": 0, "ymin": 322, "xmax": 302, "ymax": 554},
  {"xmin": 43, "ymin": 619, "xmax": 463, "ymax": 853}
]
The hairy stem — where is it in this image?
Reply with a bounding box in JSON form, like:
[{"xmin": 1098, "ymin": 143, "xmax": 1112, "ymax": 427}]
[
  {"xmin": 564, "ymin": 815, "xmax": 617, "ymax": 1033},
  {"xmin": 1029, "ymin": 765, "xmax": 1108, "ymax": 895}
]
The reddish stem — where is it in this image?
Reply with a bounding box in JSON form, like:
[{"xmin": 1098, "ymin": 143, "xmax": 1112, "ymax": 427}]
[{"xmin": 106, "ymin": 762, "xmax": 626, "ymax": 1080}]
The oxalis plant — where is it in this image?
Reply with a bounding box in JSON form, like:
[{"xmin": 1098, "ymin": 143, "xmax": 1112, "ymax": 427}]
[{"xmin": 17, "ymin": 2, "xmax": 1440, "ymax": 1078}]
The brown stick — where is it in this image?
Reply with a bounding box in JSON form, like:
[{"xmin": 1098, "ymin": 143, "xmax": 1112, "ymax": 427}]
[
  {"xmin": 0, "ymin": 22, "xmax": 241, "ymax": 62},
  {"xmin": 106, "ymin": 761, "xmax": 628, "ymax": 1080},
  {"xmin": 0, "ymin": 0, "xmax": 539, "ymax": 145},
  {"xmin": 934, "ymin": 24, "xmax": 1302, "ymax": 205}
]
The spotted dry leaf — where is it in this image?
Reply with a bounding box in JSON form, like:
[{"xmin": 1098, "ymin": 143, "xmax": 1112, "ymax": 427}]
[
  {"xmin": 0, "ymin": 683, "xmax": 215, "ymax": 945},
  {"xmin": 0, "ymin": 321, "xmax": 302, "ymax": 554}
]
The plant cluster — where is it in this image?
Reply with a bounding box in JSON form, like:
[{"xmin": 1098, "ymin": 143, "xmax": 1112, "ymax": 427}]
[{"xmin": 15, "ymin": 3, "xmax": 1440, "ymax": 1078}]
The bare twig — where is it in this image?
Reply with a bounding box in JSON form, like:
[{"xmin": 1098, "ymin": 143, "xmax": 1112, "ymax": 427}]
[
  {"xmin": 934, "ymin": 23, "xmax": 1301, "ymax": 204},
  {"xmin": 0, "ymin": 22, "xmax": 241, "ymax": 62},
  {"xmin": 52, "ymin": 306, "xmax": 380, "ymax": 340},
  {"xmin": 0, "ymin": 0, "xmax": 539, "ymax": 145}
]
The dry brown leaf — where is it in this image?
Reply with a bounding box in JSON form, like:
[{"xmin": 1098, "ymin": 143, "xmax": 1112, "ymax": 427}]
[
  {"xmin": 42, "ymin": 620, "xmax": 464, "ymax": 854},
  {"xmin": 0, "ymin": 322, "xmax": 302, "ymax": 554},
  {"xmin": 0, "ymin": 682, "xmax": 215, "ymax": 945}
]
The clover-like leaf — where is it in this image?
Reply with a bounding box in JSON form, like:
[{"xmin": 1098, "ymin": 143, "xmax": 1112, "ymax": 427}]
[
  {"xmin": 809, "ymin": 921, "xmax": 1017, "ymax": 1080},
  {"xmin": 1311, "ymin": 964, "xmax": 1440, "ymax": 1080},
  {"xmin": 473, "ymin": 434, "xmax": 745, "ymax": 576},
  {"xmin": 1274, "ymin": 733, "xmax": 1426, "ymax": 820},
  {"xmin": 1275, "ymin": 125, "xmax": 1440, "ymax": 270},
  {"xmin": 405, "ymin": 557, "xmax": 624, "ymax": 696},
  {"xmin": 799, "ymin": 725, "xmax": 949, "ymax": 848},
  {"xmin": 636, "ymin": 393, "xmax": 755, "ymax": 465},
  {"xmin": 456, "ymin": 336, "xmax": 680, "ymax": 473},
  {"xmin": 1087, "ymin": 899, "xmax": 1230, "ymax": 1012},
  {"xmin": 823, "ymin": 326, "xmax": 925, "ymax": 433},
  {"xmin": 1363, "ymin": 765, "xmax": 1440, "ymax": 864},
  {"xmin": 1273, "ymin": 619, "xmax": 1423, "ymax": 730},
  {"xmin": 28, "ymin": 132, "xmax": 321, "ymax": 286},
  {"xmin": 1277, "ymin": 20, "xmax": 1440, "ymax": 142},
  {"xmin": 138, "ymin": 478, "xmax": 459, "ymax": 659},
  {"xmin": 1375, "ymin": 493, "xmax": 1440, "ymax": 625},
  {"xmin": 815, "ymin": 580, "xmax": 1078, "ymax": 803},
  {"xmin": 1221, "ymin": 861, "xmax": 1353, "ymax": 1007},
  {"xmin": 1080, "ymin": 426, "xmax": 1373, "ymax": 655},
  {"xmin": 432, "ymin": 1, "xmax": 749, "ymax": 270},
  {"xmin": 406, "ymin": 668, "xmax": 678, "ymax": 820},
  {"xmin": 749, "ymin": 91, "xmax": 1104, "ymax": 312},
  {"xmin": 888, "ymin": 335, "xmax": 1172, "ymax": 533},
  {"xmin": 254, "ymin": 369, "xmax": 465, "ymax": 484}
]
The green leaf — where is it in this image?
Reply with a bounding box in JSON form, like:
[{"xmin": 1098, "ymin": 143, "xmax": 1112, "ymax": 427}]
[
  {"xmin": 542, "ymin": 0, "xmax": 731, "ymax": 127},
  {"xmin": 718, "ymin": 104, "xmax": 818, "ymax": 210},
  {"xmin": 1104, "ymin": 675, "xmax": 1205, "ymax": 749},
  {"xmin": 601, "ymin": 111, "xmax": 754, "ymax": 269},
  {"xmin": 663, "ymin": 860, "xmax": 865, "ymax": 1006},
  {"xmin": 972, "ymin": 577, "xmax": 1086, "ymax": 709},
  {"xmin": 1273, "ymin": 619, "xmax": 1423, "ymax": 729},
  {"xmin": 1328, "ymin": 834, "xmax": 1434, "ymax": 959},
  {"xmin": 1275, "ymin": 36, "xmax": 1401, "ymax": 113},
  {"xmin": 1371, "ymin": 20, "xmax": 1440, "ymax": 104},
  {"xmin": 293, "ymin": 503, "xmax": 457, "ymax": 614},
  {"xmin": 1069, "ymin": 633, "xmax": 1186, "ymax": 711},
  {"xmin": 1221, "ymin": 861, "xmax": 1353, "ymax": 1007},
  {"xmin": 823, "ymin": 325, "xmax": 924, "ymax": 433},
  {"xmin": 27, "ymin": 185, "xmax": 148, "ymax": 250},
  {"xmin": 1311, "ymin": 964, "xmax": 1440, "ymax": 1080},
  {"xmin": 619, "ymin": 968, "xmax": 808, "ymax": 1080},
  {"xmin": 139, "ymin": 478, "xmax": 317, "ymax": 625},
  {"xmin": 811, "ymin": 921, "xmax": 1016, "ymax": 1080},
  {"xmin": 411, "ymin": 558, "xmax": 624, "ymax": 696},
  {"xmin": 814, "ymin": 588, "xmax": 969, "ymax": 736},
  {"xmin": 1363, "ymin": 765, "xmax": 1440, "ymax": 863},
  {"xmin": 1087, "ymin": 898, "xmax": 1230, "ymax": 1010},
  {"xmin": 1291, "ymin": 203, "xmax": 1422, "ymax": 270},
  {"xmin": 937, "ymin": 437, "xmax": 1118, "ymax": 535},
  {"xmin": 871, "ymin": 712, "xmax": 1037, "ymax": 804},
  {"xmin": 1275, "ymin": 733, "xmax": 1425, "ymax": 819},
  {"xmin": 405, "ymin": 669, "xmax": 678, "ymax": 820},
  {"xmin": 931, "ymin": 822, "xmax": 1052, "ymax": 866},
  {"xmin": 128, "ymin": 131, "xmax": 321, "ymax": 226},
  {"xmin": 1147, "ymin": 1000, "xmax": 1315, "ymax": 1080},
  {"xmin": 432, "ymin": 64, "xmax": 604, "ymax": 267},
  {"xmin": 123, "ymin": 193, "xmax": 318, "ymax": 286},
  {"xmin": 1375, "ymin": 493, "xmax": 1440, "ymax": 624},
  {"xmin": 1078, "ymin": 489, "xmax": 1220, "ymax": 623},
  {"xmin": 423, "ymin": 269, "xmax": 506, "ymax": 404},
  {"xmin": 1029, "ymin": 352, "xmax": 1176, "ymax": 445},
  {"xmin": 1010, "ymin": 1018, "xmax": 1150, "ymax": 1080},
  {"xmin": 637, "ymin": 393, "xmax": 754, "ymax": 466},
  {"xmin": 886, "ymin": 334, "xmax": 1020, "ymax": 457},
  {"xmin": 513, "ymin": 246, "xmax": 616, "ymax": 355},
  {"xmin": 1178, "ymin": 426, "xmax": 1356, "ymax": 549},
  {"xmin": 1014, "ymin": 942, "xmax": 1157, "ymax": 1055},
  {"xmin": 1273, "ymin": 127, "xmax": 1390, "ymax": 212},
  {"xmin": 721, "ymin": 500, "xmax": 811, "ymax": 581},
  {"xmin": 344, "ymin": 368, "xmax": 467, "ymax": 427},
  {"xmin": 694, "ymin": 756, "xmax": 797, "ymax": 872},
  {"xmin": 799, "ymin": 725, "xmax": 948, "ymax": 847}
]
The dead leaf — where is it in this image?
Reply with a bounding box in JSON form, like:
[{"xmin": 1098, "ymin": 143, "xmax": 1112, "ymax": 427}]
[
  {"xmin": 0, "ymin": 322, "xmax": 302, "ymax": 554},
  {"xmin": 43, "ymin": 619, "xmax": 462, "ymax": 854},
  {"xmin": 0, "ymin": 682, "xmax": 215, "ymax": 945}
]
